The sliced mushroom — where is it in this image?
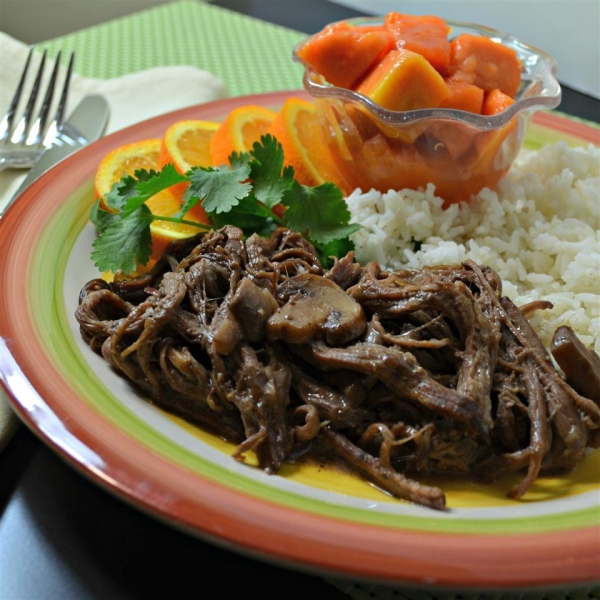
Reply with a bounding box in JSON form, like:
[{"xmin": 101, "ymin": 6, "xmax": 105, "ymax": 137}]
[
  {"xmin": 229, "ymin": 277, "xmax": 279, "ymax": 342},
  {"xmin": 266, "ymin": 273, "xmax": 366, "ymax": 345}
]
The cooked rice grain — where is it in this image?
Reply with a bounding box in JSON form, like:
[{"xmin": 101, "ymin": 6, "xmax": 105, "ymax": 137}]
[{"xmin": 346, "ymin": 142, "xmax": 600, "ymax": 353}]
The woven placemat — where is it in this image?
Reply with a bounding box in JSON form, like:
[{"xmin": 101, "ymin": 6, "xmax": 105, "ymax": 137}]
[{"xmin": 31, "ymin": 2, "xmax": 600, "ymax": 599}]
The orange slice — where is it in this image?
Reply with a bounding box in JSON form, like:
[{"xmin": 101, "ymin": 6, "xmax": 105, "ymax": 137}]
[
  {"xmin": 158, "ymin": 119, "xmax": 221, "ymax": 220},
  {"xmin": 94, "ymin": 138, "xmax": 206, "ymax": 266},
  {"xmin": 159, "ymin": 119, "xmax": 220, "ymax": 174},
  {"xmin": 209, "ymin": 104, "xmax": 276, "ymax": 167},
  {"xmin": 267, "ymin": 97, "xmax": 350, "ymax": 192},
  {"xmin": 94, "ymin": 139, "xmax": 162, "ymax": 211},
  {"xmin": 146, "ymin": 188, "xmax": 206, "ymax": 261}
]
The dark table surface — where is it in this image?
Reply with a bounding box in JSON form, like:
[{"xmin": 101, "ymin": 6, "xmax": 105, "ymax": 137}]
[{"xmin": 1, "ymin": 2, "xmax": 599, "ymax": 599}]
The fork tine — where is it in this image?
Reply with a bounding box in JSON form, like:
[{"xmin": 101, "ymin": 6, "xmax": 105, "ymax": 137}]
[
  {"xmin": 0, "ymin": 46, "xmax": 34, "ymax": 141},
  {"xmin": 25, "ymin": 50, "xmax": 62, "ymax": 146},
  {"xmin": 10, "ymin": 50, "xmax": 48, "ymax": 144},
  {"xmin": 42, "ymin": 52, "xmax": 75, "ymax": 147}
]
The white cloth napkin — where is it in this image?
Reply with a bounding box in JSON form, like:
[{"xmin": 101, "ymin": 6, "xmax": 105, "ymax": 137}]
[{"xmin": 0, "ymin": 31, "xmax": 228, "ymax": 451}]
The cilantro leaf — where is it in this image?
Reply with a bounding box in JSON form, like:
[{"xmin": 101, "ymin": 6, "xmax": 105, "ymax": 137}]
[
  {"xmin": 208, "ymin": 194, "xmax": 278, "ymax": 237},
  {"xmin": 183, "ymin": 162, "xmax": 252, "ymax": 216},
  {"xmin": 282, "ymin": 181, "xmax": 360, "ymax": 243},
  {"xmin": 91, "ymin": 205, "xmax": 154, "ymax": 274},
  {"xmin": 104, "ymin": 177, "xmax": 135, "ymax": 212},
  {"xmin": 121, "ymin": 165, "xmax": 187, "ymax": 217},
  {"xmin": 228, "ymin": 151, "xmax": 251, "ymax": 170},
  {"xmin": 248, "ymin": 134, "xmax": 295, "ymax": 208},
  {"xmin": 89, "ymin": 200, "xmax": 115, "ymax": 233},
  {"xmin": 313, "ymin": 237, "xmax": 356, "ymax": 265}
]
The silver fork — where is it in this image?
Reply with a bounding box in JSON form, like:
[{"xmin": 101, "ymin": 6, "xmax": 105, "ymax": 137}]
[{"xmin": 0, "ymin": 48, "xmax": 75, "ymax": 171}]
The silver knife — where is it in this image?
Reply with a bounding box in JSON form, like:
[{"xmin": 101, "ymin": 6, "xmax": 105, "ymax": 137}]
[{"xmin": 6, "ymin": 94, "xmax": 110, "ymax": 207}]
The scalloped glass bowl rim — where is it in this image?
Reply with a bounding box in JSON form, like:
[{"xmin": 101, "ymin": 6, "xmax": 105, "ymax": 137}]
[{"xmin": 293, "ymin": 17, "xmax": 562, "ymax": 129}]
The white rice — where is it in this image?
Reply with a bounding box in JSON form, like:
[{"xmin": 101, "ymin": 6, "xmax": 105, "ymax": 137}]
[{"xmin": 346, "ymin": 141, "xmax": 600, "ymax": 353}]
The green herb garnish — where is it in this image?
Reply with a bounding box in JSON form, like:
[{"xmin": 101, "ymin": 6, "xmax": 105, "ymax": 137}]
[{"xmin": 90, "ymin": 134, "xmax": 359, "ymax": 275}]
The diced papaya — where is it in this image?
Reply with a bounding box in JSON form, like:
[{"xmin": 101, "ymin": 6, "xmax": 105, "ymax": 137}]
[
  {"xmin": 482, "ymin": 88, "xmax": 516, "ymax": 115},
  {"xmin": 425, "ymin": 122, "xmax": 477, "ymax": 160},
  {"xmin": 440, "ymin": 80, "xmax": 484, "ymax": 113},
  {"xmin": 356, "ymin": 49, "xmax": 450, "ymax": 112},
  {"xmin": 383, "ymin": 13, "xmax": 451, "ymax": 74},
  {"xmin": 448, "ymin": 34, "xmax": 522, "ymax": 98},
  {"xmin": 296, "ymin": 21, "xmax": 395, "ymax": 89}
]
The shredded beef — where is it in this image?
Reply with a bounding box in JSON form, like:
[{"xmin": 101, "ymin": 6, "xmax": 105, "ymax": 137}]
[{"xmin": 75, "ymin": 226, "xmax": 599, "ymax": 510}]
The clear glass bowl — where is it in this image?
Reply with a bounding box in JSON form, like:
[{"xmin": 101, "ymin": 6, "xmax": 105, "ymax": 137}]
[{"xmin": 293, "ymin": 17, "xmax": 561, "ymax": 203}]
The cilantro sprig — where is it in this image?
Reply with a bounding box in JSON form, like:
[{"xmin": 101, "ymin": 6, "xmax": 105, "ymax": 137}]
[{"xmin": 90, "ymin": 134, "xmax": 360, "ymax": 275}]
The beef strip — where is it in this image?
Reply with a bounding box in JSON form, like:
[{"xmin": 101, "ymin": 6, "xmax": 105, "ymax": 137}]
[
  {"xmin": 320, "ymin": 426, "xmax": 447, "ymax": 510},
  {"xmin": 347, "ymin": 262, "xmax": 501, "ymax": 433},
  {"xmin": 501, "ymin": 298, "xmax": 593, "ymax": 470},
  {"xmin": 295, "ymin": 340, "xmax": 488, "ymax": 436},
  {"xmin": 226, "ymin": 344, "xmax": 292, "ymax": 473},
  {"xmin": 286, "ymin": 361, "xmax": 375, "ymax": 430}
]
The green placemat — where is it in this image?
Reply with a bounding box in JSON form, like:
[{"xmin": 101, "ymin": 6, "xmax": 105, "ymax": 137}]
[{"xmin": 40, "ymin": 0, "xmax": 306, "ymax": 98}]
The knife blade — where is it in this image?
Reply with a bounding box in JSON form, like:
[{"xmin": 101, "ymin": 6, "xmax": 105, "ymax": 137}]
[{"xmin": 6, "ymin": 94, "xmax": 110, "ymax": 208}]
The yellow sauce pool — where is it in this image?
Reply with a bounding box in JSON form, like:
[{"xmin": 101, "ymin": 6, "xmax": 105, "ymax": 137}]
[{"xmin": 169, "ymin": 413, "xmax": 600, "ymax": 508}]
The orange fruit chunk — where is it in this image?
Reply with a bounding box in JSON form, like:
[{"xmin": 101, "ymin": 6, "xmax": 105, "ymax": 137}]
[
  {"xmin": 482, "ymin": 88, "xmax": 516, "ymax": 115},
  {"xmin": 209, "ymin": 104, "xmax": 276, "ymax": 167},
  {"xmin": 449, "ymin": 34, "xmax": 522, "ymax": 98},
  {"xmin": 383, "ymin": 13, "xmax": 451, "ymax": 74},
  {"xmin": 158, "ymin": 119, "xmax": 220, "ymax": 221},
  {"xmin": 440, "ymin": 80, "xmax": 484, "ymax": 114},
  {"xmin": 94, "ymin": 138, "xmax": 206, "ymax": 266},
  {"xmin": 267, "ymin": 97, "xmax": 350, "ymax": 192},
  {"xmin": 296, "ymin": 21, "xmax": 395, "ymax": 89},
  {"xmin": 356, "ymin": 48, "xmax": 449, "ymax": 112}
]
